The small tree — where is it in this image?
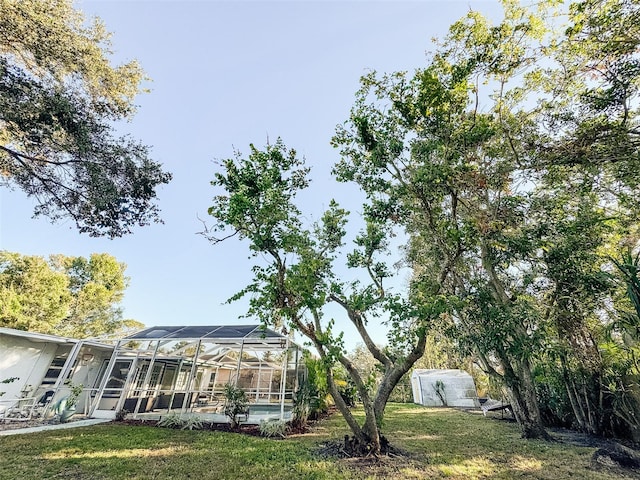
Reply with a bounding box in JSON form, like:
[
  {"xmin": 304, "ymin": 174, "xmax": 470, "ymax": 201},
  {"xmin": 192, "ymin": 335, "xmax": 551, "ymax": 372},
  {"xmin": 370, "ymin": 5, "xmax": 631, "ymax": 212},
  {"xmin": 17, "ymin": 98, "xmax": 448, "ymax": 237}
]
[{"xmin": 222, "ymin": 383, "xmax": 248, "ymax": 429}]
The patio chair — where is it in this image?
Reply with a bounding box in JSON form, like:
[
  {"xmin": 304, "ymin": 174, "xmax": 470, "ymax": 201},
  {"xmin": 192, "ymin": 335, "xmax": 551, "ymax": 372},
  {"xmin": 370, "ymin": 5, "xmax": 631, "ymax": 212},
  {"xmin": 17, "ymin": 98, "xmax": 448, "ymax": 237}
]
[
  {"xmin": 0, "ymin": 396, "xmax": 36, "ymax": 421},
  {"xmin": 481, "ymin": 397, "xmax": 512, "ymax": 417},
  {"xmin": 31, "ymin": 390, "xmax": 55, "ymax": 418}
]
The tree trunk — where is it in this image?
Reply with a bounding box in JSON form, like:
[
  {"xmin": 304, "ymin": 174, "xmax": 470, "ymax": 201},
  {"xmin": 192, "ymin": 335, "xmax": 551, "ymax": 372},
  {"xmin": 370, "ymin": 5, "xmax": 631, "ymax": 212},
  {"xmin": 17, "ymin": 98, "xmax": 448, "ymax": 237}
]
[
  {"xmin": 560, "ymin": 353, "xmax": 593, "ymax": 433},
  {"xmin": 500, "ymin": 353, "xmax": 550, "ymax": 440}
]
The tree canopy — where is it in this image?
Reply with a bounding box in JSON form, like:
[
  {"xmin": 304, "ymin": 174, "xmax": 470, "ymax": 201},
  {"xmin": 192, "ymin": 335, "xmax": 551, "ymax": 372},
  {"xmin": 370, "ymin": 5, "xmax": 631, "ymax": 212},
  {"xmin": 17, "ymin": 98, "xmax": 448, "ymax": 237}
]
[
  {"xmin": 0, "ymin": 251, "xmax": 142, "ymax": 338},
  {"xmin": 210, "ymin": 0, "xmax": 640, "ymax": 448},
  {"xmin": 0, "ymin": 0, "xmax": 171, "ymax": 237},
  {"xmin": 207, "ymin": 140, "xmax": 431, "ymax": 454},
  {"xmin": 332, "ymin": 0, "xmax": 640, "ymax": 440}
]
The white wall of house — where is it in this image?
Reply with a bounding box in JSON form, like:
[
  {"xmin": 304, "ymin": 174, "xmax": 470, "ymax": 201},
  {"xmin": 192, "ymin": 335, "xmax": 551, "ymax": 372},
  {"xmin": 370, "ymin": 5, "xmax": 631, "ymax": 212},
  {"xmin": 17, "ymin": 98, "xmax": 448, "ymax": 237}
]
[{"xmin": 0, "ymin": 335, "xmax": 58, "ymax": 400}]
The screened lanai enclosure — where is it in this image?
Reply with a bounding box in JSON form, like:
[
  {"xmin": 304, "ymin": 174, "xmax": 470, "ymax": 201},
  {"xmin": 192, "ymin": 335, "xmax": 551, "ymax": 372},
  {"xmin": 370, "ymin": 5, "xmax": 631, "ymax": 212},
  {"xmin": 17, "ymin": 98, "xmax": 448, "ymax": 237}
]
[{"xmin": 90, "ymin": 325, "xmax": 303, "ymax": 423}]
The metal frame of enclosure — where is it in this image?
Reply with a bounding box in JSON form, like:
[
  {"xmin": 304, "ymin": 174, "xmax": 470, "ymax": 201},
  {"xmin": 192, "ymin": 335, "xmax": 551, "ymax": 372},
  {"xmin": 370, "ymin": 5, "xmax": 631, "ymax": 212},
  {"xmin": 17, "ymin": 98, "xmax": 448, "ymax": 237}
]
[{"xmin": 90, "ymin": 325, "xmax": 303, "ymax": 422}]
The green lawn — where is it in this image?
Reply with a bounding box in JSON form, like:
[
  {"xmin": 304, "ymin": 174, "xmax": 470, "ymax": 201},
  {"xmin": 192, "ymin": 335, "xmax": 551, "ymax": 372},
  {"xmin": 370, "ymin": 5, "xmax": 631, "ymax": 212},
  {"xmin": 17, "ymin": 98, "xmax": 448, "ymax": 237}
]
[{"xmin": 0, "ymin": 404, "xmax": 632, "ymax": 479}]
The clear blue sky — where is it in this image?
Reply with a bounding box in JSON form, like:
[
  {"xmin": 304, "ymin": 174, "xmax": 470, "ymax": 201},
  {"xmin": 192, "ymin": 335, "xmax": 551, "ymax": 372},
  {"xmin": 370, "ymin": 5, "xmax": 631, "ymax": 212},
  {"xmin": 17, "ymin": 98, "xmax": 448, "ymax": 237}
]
[{"xmin": 0, "ymin": 0, "xmax": 502, "ymax": 349}]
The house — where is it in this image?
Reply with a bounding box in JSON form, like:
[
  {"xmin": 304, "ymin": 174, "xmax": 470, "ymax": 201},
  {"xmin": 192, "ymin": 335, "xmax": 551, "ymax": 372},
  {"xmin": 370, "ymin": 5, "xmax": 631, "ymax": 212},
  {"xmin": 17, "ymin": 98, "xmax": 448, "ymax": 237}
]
[
  {"xmin": 1, "ymin": 325, "xmax": 303, "ymax": 423},
  {"xmin": 0, "ymin": 327, "xmax": 114, "ymax": 418}
]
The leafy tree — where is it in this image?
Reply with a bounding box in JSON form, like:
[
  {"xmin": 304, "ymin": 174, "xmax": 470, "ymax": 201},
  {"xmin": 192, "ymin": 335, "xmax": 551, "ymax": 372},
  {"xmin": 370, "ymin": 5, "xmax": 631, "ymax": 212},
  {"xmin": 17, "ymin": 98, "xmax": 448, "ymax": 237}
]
[
  {"xmin": 0, "ymin": 252, "xmax": 70, "ymax": 332},
  {"xmin": 332, "ymin": 0, "xmax": 555, "ymax": 438},
  {"xmin": 50, "ymin": 253, "xmax": 141, "ymax": 338},
  {"xmin": 207, "ymin": 140, "xmax": 443, "ymax": 455},
  {"xmin": 0, "ymin": 0, "xmax": 171, "ymax": 237},
  {"xmin": 525, "ymin": 0, "xmax": 640, "ymax": 438},
  {"xmin": 209, "ymin": 0, "xmax": 640, "ymax": 445},
  {"xmin": 223, "ymin": 383, "xmax": 249, "ymax": 429},
  {"xmin": 332, "ymin": 0, "xmax": 640, "ymax": 441},
  {"xmin": 0, "ymin": 251, "xmax": 141, "ymax": 337}
]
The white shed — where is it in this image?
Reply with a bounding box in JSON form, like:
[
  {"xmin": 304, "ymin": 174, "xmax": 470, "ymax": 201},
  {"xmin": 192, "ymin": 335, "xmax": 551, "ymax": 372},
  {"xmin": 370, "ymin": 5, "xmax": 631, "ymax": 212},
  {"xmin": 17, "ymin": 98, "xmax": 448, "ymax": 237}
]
[{"xmin": 411, "ymin": 369, "xmax": 479, "ymax": 408}]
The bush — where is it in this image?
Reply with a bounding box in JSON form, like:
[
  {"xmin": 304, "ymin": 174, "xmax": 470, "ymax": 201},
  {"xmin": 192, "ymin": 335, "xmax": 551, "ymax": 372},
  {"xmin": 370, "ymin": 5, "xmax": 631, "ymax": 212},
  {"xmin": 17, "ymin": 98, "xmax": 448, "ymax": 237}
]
[
  {"xmin": 180, "ymin": 415, "xmax": 203, "ymax": 431},
  {"xmin": 157, "ymin": 412, "xmax": 183, "ymax": 428},
  {"xmin": 157, "ymin": 412, "xmax": 203, "ymax": 430},
  {"xmin": 223, "ymin": 383, "xmax": 249, "ymax": 428},
  {"xmin": 259, "ymin": 419, "xmax": 288, "ymax": 438},
  {"xmin": 292, "ymin": 379, "xmax": 320, "ymax": 427},
  {"xmin": 115, "ymin": 409, "xmax": 129, "ymax": 422}
]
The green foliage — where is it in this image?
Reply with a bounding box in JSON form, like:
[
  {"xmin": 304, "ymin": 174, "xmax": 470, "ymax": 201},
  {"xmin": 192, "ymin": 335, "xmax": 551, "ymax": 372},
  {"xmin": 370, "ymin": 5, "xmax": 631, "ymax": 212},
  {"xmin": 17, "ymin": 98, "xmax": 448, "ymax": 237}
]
[
  {"xmin": 330, "ymin": 0, "xmax": 640, "ymax": 442},
  {"xmin": 0, "ymin": 0, "xmax": 171, "ymax": 237},
  {"xmin": 292, "ymin": 379, "xmax": 321, "ymax": 427},
  {"xmin": 64, "ymin": 382, "xmax": 84, "ymax": 409},
  {"xmin": 157, "ymin": 412, "xmax": 184, "ymax": 429},
  {"xmin": 607, "ymin": 249, "xmax": 640, "ymax": 440},
  {"xmin": 0, "ymin": 252, "xmax": 70, "ymax": 333},
  {"xmin": 0, "ymin": 251, "xmax": 141, "ymax": 337},
  {"xmin": 222, "ymin": 383, "xmax": 249, "ymax": 429},
  {"xmin": 612, "ymin": 249, "xmax": 640, "ymax": 342},
  {"xmin": 259, "ymin": 419, "xmax": 288, "ymax": 438},
  {"xmin": 114, "ymin": 409, "xmax": 129, "ymax": 422},
  {"xmin": 157, "ymin": 413, "xmax": 203, "ymax": 430},
  {"xmin": 180, "ymin": 415, "xmax": 204, "ymax": 431},
  {"xmin": 208, "ymin": 138, "xmax": 436, "ymax": 453},
  {"xmin": 208, "ymin": 0, "xmax": 640, "ymax": 445},
  {"xmin": 303, "ymin": 355, "xmax": 331, "ymax": 413}
]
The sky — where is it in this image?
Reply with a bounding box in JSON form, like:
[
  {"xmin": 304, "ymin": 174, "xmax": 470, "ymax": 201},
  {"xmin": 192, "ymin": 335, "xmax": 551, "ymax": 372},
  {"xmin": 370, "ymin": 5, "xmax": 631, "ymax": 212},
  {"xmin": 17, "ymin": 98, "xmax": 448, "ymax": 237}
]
[{"xmin": 0, "ymin": 0, "xmax": 503, "ymax": 350}]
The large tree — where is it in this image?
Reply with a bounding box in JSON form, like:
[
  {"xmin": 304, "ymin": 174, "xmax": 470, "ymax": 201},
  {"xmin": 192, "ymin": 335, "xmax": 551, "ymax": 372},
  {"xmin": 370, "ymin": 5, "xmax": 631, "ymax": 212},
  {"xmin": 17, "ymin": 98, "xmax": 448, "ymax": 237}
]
[
  {"xmin": 0, "ymin": 251, "xmax": 141, "ymax": 338},
  {"xmin": 333, "ymin": 0, "xmax": 640, "ymax": 440},
  {"xmin": 209, "ymin": 0, "xmax": 640, "ymax": 446},
  {"xmin": 332, "ymin": 1, "xmax": 554, "ymax": 438},
  {"xmin": 207, "ymin": 141, "xmax": 443, "ymax": 455},
  {"xmin": 0, "ymin": 0, "xmax": 171, "ymax": 237}
]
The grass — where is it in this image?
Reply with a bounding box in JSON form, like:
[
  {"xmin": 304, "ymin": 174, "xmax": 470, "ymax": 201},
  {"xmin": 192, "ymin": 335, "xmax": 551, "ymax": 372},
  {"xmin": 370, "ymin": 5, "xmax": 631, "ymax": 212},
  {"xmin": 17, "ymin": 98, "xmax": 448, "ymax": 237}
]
[{"xmin": 0, "ymin": 403, "xmax": 633, "ymax": 479}]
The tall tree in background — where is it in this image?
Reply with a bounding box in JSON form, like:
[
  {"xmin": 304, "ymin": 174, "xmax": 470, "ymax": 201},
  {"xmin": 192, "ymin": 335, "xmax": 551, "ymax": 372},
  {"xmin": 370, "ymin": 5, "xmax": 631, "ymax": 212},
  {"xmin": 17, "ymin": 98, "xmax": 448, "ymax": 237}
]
[
  {"xmin": 51, "ymin": 253, "xmax": 135, "ymax": 338},
  {"xmin": 0, "ymin": 0, "xmax": 171, "ymax": 237},
  {"xmin": 0, "ymin": 251, "xmax": 141, "ymax": 338},
  {"xmin": 0, "ymin": 252, "xmax": 69, "ymax": 333}
]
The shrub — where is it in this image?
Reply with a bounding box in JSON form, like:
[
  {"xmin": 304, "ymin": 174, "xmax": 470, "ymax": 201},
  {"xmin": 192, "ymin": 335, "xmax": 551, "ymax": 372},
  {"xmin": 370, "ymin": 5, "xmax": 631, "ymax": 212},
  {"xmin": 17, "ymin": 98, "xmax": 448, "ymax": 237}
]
[
  {"xmin": 259, "ymin": 419, "xmax": 288, "ymax": 438},
  {"xmin": 292, "ymin": 379, "xmax": 320, "ymax": 427},
  {"xmin": 223, "ymin": 383, "xmax": 249, "ymax": 428},
  {"xmin": 157, "ymin": 412, "xmax": 203, "ymax": 430},
  {"xmin": 157, "ymin": 412, "xmax": 184, "ymax": 429},
  {"xmin": 180, "ymin": 415, "xmax": 203, "ymax": 431},
  {"xmin": 115, "ymin": 409, "xmax": 129, "ymax": 422}
]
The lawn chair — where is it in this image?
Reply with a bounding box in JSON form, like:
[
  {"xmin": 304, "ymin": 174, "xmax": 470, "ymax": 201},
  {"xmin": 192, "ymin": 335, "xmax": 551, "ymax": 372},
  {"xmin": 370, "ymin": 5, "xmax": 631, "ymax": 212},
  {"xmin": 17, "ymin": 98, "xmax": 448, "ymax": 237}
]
[
  {"xmin": 0, "ymin": 396, "xmax": 37, "ymax": 421},
  {"xmin": 481, "ymin": 397, "xmax": 512, "ymax": 418},
  {"xmin": 31, "ymin": 390, "xmax": 56, "ymax": 418}
]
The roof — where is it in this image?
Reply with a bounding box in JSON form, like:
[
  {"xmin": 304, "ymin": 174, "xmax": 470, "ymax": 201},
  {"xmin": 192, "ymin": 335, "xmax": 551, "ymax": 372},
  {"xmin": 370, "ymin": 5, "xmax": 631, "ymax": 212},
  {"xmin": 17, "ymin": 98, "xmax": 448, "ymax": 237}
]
[
  {"xmin": 125, "ymin": 324, "xmax": 291, "ymax": 348},
  {"xmin": 0, "ymin": 327, "xmax": 113, "ymax": 349},
  {"xmin": 0, "ymin": 327, "xmax": 78, "ymax": 345},
  {"xmin": 412, "ymin": 369, "xmax": 474, "ymax": 379}
]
